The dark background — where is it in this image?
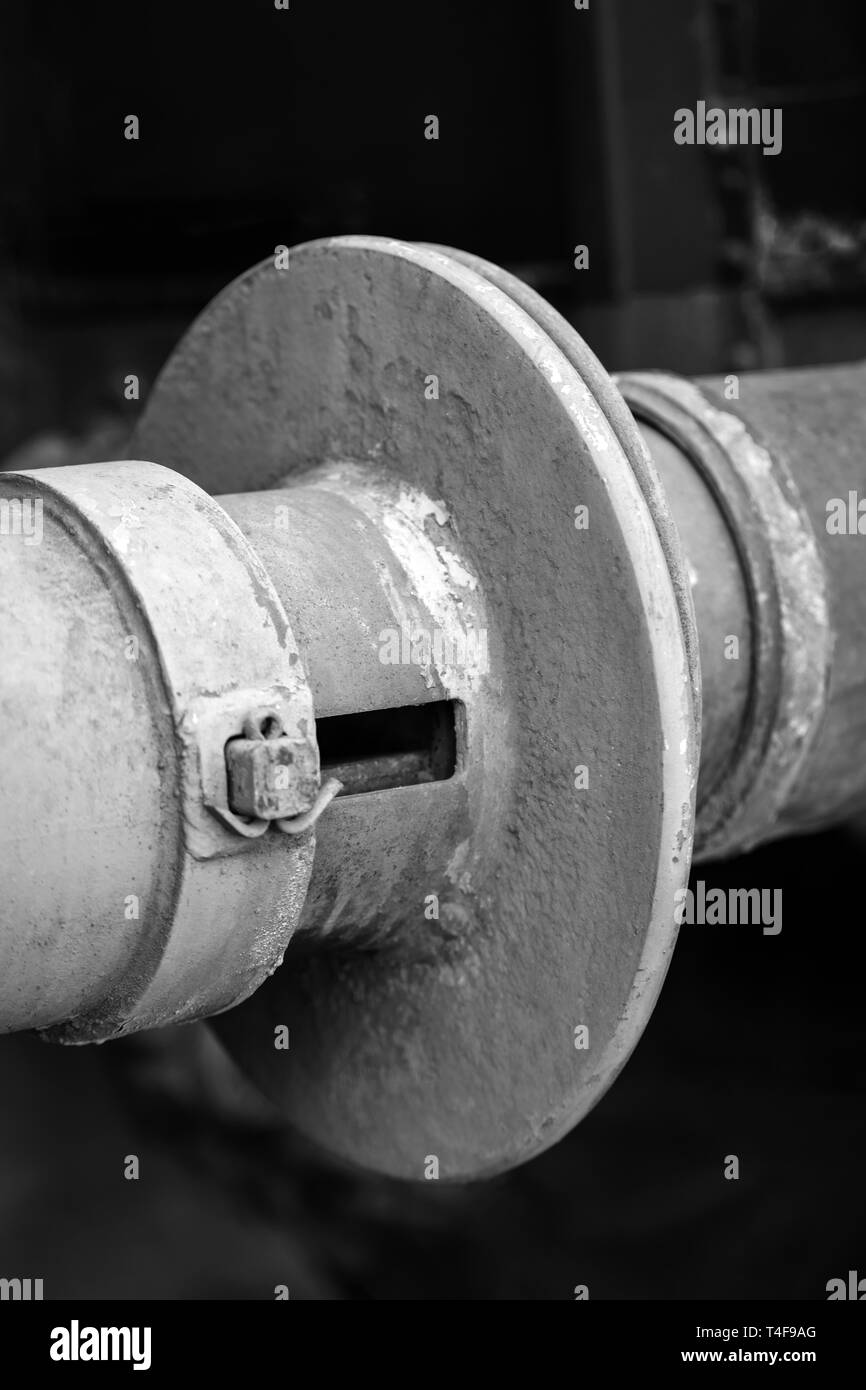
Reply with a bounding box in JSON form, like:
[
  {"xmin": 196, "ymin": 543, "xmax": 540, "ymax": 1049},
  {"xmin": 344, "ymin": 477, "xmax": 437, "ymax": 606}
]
[{"xmin": 0, "ymin": 0, "xmax": 864, "ymax": 1299}]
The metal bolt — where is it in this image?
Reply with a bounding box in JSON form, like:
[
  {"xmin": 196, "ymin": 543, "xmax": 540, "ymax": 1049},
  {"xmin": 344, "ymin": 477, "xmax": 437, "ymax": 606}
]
[{"xmin": 225, "ymin": 709, "xmax": 319, "ymax": 822}]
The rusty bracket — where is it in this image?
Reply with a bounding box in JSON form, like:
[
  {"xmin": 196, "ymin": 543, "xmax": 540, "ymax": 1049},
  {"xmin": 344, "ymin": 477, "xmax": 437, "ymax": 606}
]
[{"xmin": 186, "ymin": 688, "xmax": 321, "ymax": 854}]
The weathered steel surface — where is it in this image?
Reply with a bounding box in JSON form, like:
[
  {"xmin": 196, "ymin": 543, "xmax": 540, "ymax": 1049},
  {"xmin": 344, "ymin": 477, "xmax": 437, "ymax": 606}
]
[
  {"xmin": 420, "ymin": 242, "xmax": 703, "ymax": 746},
  {"xmin": 696, "ymin": 365, "xmax": 866, "ymax": 844},
  {"xmin": 132, "ymin": 236, "xmax": 697, "ymax": 1179},
  {"xmin": 4, "ymin": 237, "xmax": 864, "ymax": 1182},
  {"xmin": 0, "ymin": 461, "xmax": 317, "ymax": 1039},
  {"xmin": 321, "ymin": 748, "xmax": 443, "ymax": 795},
  {"xmin": 225, "ymin": 711, "xmax": 319, "ymax": 822},
  {"xmin": 218, "ymin": 468, "xmax": 484, "ymax": 951},
  {"xmin": 620, "ymin": 368, "xmax": 856, "ymax": 859},
  {"xmin": 632, "ymin": 421, "xmax": 752, "ymax": 802}
]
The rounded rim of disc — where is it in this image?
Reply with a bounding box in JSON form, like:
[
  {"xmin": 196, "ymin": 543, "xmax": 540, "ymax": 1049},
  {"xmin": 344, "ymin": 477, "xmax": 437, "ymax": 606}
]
[{"xmin": 132, "ymin": 236, "xmax": 698, "ymax": 1178}]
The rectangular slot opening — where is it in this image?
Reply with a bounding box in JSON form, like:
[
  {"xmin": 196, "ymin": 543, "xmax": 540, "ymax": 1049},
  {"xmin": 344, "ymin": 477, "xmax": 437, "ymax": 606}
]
[{"xmin": 317, "ymin": 700, "xmax": 458, "ymax": 796}]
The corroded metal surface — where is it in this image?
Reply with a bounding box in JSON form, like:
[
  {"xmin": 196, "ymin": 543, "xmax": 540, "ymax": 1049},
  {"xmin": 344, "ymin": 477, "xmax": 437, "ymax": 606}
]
[
  {"xmin": 421, "ymin": 242, "xmax": 703, "ymax": 754},
  {"xmin": 218, "ymin": 465, "xmax": 488, "ymax": 953},
  {"xmin": 621, "ymin": 372, "xmax": 833, "ymax": 859},
  {"xmin": 132, "ymin": 236, "xmax": 697, "ymax": 1179},
  {"xmin": 632, "ymin": 421, "xmax": 752, "ymax": 801},
  {"xmin": 0, "ymin": 461, "xmax": 317, "ymax": 1039},
  {"xmin": 225, "ymin": 710, "xmax": 319, "ymax": 822},
  {"xmin": 697, "ymin": 365, "xmax": 866, "ymax": 843},
  {"xmin": 5, "ymin": 238, "xmax": 861, "ymax": 1182}
]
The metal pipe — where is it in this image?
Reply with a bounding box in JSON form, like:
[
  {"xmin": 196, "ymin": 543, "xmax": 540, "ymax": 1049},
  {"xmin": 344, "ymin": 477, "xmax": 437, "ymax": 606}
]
[
  {"xmin": 2, "ymin": 235, "xmax": 866, "ymax": 1180},
  {"xmin": 622, "ymin": 362, "xmax": 866, "ymax": 858},
  {"xmin": 0, "ymin": 375, "xmax": 862, "ymax": 990},
  {"xmin": 219, "ymin": 463, "xmax": 494, "ymax": 951}
]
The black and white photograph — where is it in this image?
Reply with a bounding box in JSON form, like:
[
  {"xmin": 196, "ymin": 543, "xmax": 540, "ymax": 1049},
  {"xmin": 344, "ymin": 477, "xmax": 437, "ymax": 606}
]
[{"xmin": 0, "ymin": 0, "xmax": 864, "ymax": 1356}]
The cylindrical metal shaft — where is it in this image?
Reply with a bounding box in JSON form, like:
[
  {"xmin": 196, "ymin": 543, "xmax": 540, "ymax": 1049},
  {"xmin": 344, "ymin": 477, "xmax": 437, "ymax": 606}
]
[
  {"xmin": 624, "ymin": 361, "xmax": 866, "ymax": 859},
  {"xmin": 3, "ymin": 307, "xmax": 865, "ymax": 1067},
  {"xmin": 6, "ymin": 235, "xmax": 866, "ymax": 1181},
  {"xmin": 219, "ymin": 462, "xmax": 492, "ymax": 950}
]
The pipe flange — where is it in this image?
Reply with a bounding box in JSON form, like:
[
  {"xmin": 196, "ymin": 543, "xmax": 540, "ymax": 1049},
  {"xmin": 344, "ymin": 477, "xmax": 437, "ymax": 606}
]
[
  {"xmin": 620, "ymin": 372, "xmax": 832, "ymax": 859},
  {"xmin": 131, "ymin": 237, "xmax": 698, "ymax": 1178}
]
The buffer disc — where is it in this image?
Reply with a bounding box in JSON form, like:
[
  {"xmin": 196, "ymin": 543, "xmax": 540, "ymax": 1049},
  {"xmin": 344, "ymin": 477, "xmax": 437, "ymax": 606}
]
[{"xmin": 132, "ymin": 236, "xmax": 698, "ymax": 1178}]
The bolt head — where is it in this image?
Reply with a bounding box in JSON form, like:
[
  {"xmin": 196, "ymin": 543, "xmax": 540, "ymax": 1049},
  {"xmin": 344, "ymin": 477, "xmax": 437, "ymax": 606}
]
[{"xmin": 226, "ymin": 733, "xmax": 319, "ymax": 821}]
